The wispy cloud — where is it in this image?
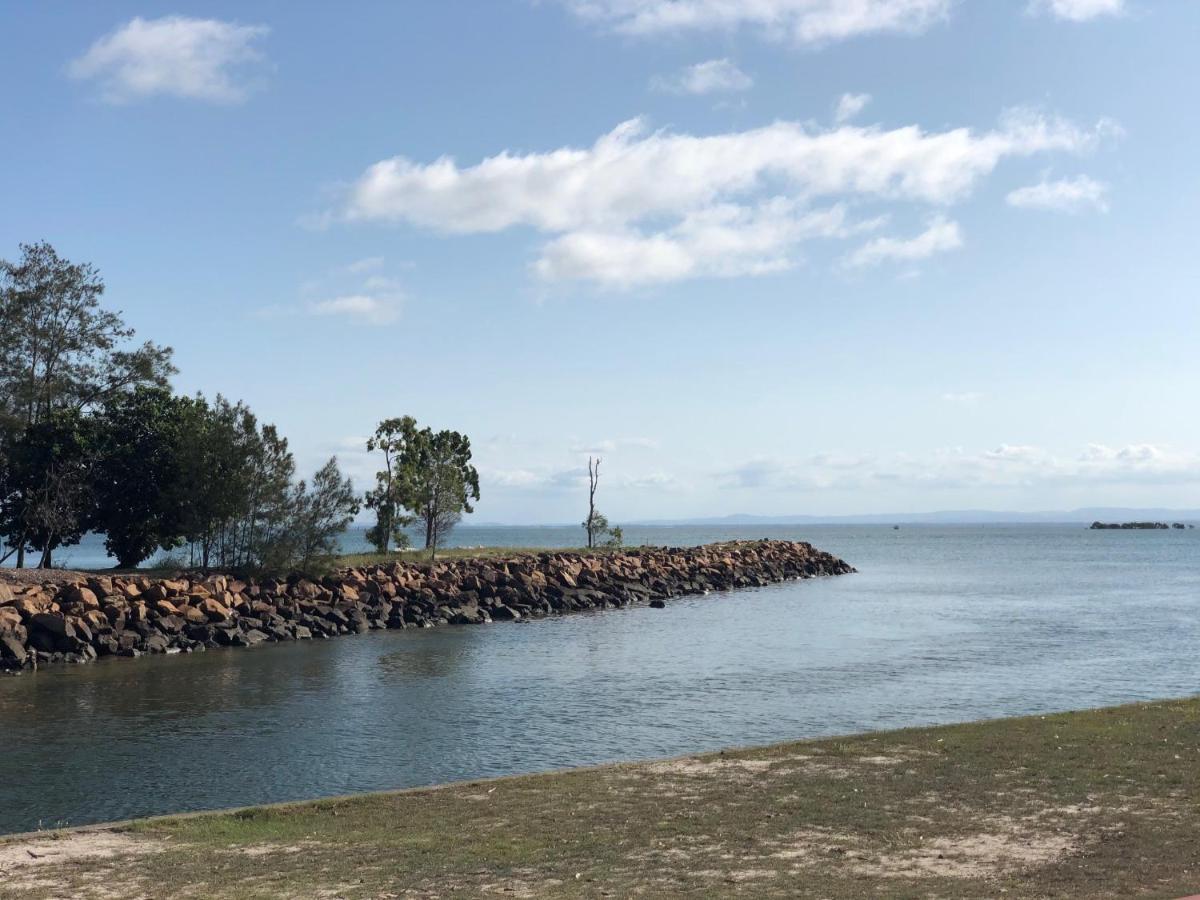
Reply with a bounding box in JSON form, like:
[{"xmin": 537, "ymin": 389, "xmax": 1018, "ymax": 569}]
[
  {"xmin": 563, "ymin": 0, "xmax": 954, "ymax": 45},
  {"xmin": 1028, "ymin": 0, "xmax": 1125, "ymax": 22},
  {"xmin": 834, "ymin": 92, "xmax": 872, "ymax": 123},
  {"xmin": 69, "ymin": 15, "xmax": 269, "ymax": 103},
  {"xmin": 842, "ymin": 216, "xmax": 963, "ymax": 268},
  {"xmin": 719, "ymin": 443, "xmax": 1200, "ymax": 492},
  {"xmin": 308, "ymin": 294, "xmax": 401, "ymax": 325},
  {"xmin": 651, "ymin": 58, "xmax": 753, "ymax": 95},
  {"xmin": 942, "ymin": 391, "xmax": 985, "ymax": 406},
  {"xmin": 1006, "ymin": 175, "xmax": 1110, "ymax": 213}
]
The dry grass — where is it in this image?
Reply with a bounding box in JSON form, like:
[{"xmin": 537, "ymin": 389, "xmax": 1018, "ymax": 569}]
[{"xmin": 1, "ymin": 697, "xmax": 1198, "ymax": 899}]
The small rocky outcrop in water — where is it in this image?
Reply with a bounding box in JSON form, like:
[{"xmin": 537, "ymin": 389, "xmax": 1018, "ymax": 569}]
[
  {"xmin": 0, "ymin": 541, "xmax": 854, "ymax": 672},
  {"xmin": 1088, "ymin": 521, "xmax": 1193, "ymax": 530}
]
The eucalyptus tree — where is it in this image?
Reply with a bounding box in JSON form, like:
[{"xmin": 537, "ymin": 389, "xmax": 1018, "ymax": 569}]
[{"xmin": 364, "ymin": 416, "xmax": 418, "ymax": 552}]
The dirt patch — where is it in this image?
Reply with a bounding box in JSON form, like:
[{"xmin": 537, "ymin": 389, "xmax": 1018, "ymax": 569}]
[
  {"xmin": 641, "ymin": 757, "xmax": 776, "ymax": 777},
  {"xmin": 0, "ymin": 831, "xmax": 165, "ymax": 896},
  {"xmin": 863, "ymin": 828, "xmax": 1080, "ymax": 879}
]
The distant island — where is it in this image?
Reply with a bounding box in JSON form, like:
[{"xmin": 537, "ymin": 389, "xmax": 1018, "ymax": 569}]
[{"xmin": 1089, "ymin": 521, "xmax": 1194, "ymax": 530}]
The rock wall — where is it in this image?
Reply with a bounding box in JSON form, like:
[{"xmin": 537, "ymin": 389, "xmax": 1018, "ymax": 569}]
[{"xmin": 0, "ymin": 540, "xmax": 854, "ymax": 671}]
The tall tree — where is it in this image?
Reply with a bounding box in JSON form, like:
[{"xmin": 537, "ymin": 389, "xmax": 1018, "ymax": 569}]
[
  {"xmin": 0, "ymin": 409, "xmax": 97, "ymax": 568},
  {"xmin": 0, "ymin": 242, "xmax": 174, "ymax": 426},
  {"xmin": 364, "ymin": 416, "xmax": 417, "ymax": 552},
  {"xmin": 0, "ymin": 242, "xmax": 173, "ymax": 566},
  {"xmin": 266, "ymin": 457, "xmax": 359, "ymax": 575},
  {"xmin": 409, "ymin": 428, "xmax": 480, "ymax": 558},
  {"xmin": 91, "ymin": 387, "xmax": 195, "ymax": 568},
  {"xmin": 583, "ymin": 457, "xmax": 601, "ymax": 548}
]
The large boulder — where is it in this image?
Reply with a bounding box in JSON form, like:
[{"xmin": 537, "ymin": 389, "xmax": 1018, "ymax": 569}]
[{"xmin": 0, "ymin": 634, "xmax": 28, "ymax": 666}]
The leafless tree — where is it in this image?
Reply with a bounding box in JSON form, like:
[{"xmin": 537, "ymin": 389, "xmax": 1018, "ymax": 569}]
[{"xmin": 584, "ymin": 457, "xmax": 601, "ymax": 548}]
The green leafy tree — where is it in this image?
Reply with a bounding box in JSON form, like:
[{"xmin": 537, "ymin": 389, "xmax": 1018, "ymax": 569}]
[
  {"xmin": 263, "ymin": 457, "xmax": 359, "ymax": 576},
  {"xmin": 408, "ymin": 428, "xmax": 480, "ymax": 558},
  {"xmin": 174, "ymin": 395, "xmax": 295, "ymax": 572},
  {"xmin": 0, "ymin": 241, "xmax": 173, "ymax": 566},
  {"xmin": 364, "ymin": 416, "xmax": 417, "ymax": 552},
  {"xmin": 0, "ymin": 409, "xmax": 97, "ymax": 568},
  {"xmin": 91, "ymin": 387, "xmax": 195, "ymax": 568}
]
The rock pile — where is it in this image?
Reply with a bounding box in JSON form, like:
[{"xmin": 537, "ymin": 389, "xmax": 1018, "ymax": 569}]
[{"xmin": 0, "ymin": 540, "xmax": 853, "ymax": 671}]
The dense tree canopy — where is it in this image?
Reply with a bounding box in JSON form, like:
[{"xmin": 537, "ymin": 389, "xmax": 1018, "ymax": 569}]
[{"xmin": 0, "ymin": 242, "xmax": 359, "ymax": 575}]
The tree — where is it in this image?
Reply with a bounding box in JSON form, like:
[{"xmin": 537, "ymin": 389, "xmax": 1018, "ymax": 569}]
[
  {"xmin": 266, "ymin": 457, "xmax": 360, "ymax": 575},
  {"xmin": 408, "ymin": 428, "xmax": 480, "ymax": 558},
  {"xmin": 0, "ymin": 242, "xmax": 174, "ymax": 566},
  {"xmin": 583, "ymin": 457, "xmax": 602, "ymax": 548},
  {"xmin": 364, "ymin": 416, "xmax": 417, "ymax": 553},
  {"xmin": 0, "ymin": 409, "xmax": 97, "ymax": 568},
  {"xmin": 173, "ymin": 395, "xmax": 295, "ymax": 572},
  {"xmin": 91, "ymin": 387, "xmax": 194, "ymax": 568},
  {"xmin": 0, "ymin": 242, "xmax": 174, "ymax": 426},
  {"xmin": 581, "ymin": 457, "xmax": 622, "ymax": 549}
]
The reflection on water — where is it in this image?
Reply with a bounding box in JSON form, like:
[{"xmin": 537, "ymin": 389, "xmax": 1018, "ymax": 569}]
[{"xmin": 1, "ymin": 525, "xmax": 1198, "ymax": 834}]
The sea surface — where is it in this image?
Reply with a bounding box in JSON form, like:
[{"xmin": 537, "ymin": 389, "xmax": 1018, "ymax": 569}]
[{"xmin": 1, "ymin": 524, "xmax": 1198, "ymax": 834}]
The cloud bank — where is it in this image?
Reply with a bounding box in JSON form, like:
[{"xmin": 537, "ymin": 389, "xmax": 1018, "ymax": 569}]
[{"xmin": 340, "ymin": 110, "xmax": 1113, "ymax": 286}]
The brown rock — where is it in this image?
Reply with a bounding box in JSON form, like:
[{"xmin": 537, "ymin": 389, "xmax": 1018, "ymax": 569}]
[{"xmin": 197, "ymin": 597, "xmax": 232, "ymax": 623}]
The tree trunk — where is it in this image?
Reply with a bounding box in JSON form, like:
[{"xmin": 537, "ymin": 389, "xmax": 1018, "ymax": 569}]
[{"xmin": 16, "ymin": 544, "xmax": 25, "ymax": 568}]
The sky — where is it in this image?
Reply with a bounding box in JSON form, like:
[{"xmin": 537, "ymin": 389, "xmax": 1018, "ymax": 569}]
[{"xmin": 2, "ymin": 0, "xmax": 1199, "ymax": 524}]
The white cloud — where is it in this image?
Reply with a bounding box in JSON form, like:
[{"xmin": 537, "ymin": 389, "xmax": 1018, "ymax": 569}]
[
  {"xmin": 569, "ymin": 437, "xmax": 661, "ymax": 454},
  {"xmin": 69, "ymin": 16, "xmax": 269, "ymax": 103},
  {"xmin": 1029, "ymin": 0, "xmax": 1124, "ymax": 22},
  {"xmin": 1006, "ymin": 175, "xmax": 1110, "ymax": 213},
  {"xmin": 340, "ymin": 110, "xmax": 1111, "ymax": 286},
  {"xmin": 842, "ymin": 216, "xmax": 962, "ymax": 268},
  {"xmin": 535, "ymin": 201, "xmax": 880, "ymax": 286},
  {"xmin": 719, "ymin": 443, "xmax": 1200, "ymax": 492},
  {"xmin": 345, "ymin": 256, "xmax": 385, "ymax": 274},
  {"xmin": 565, "ymin": 0, "xmax": 953, "ymax": 44},
  {"xmin": 308, "ymin": 294, "xmax": 402, "ymax": 325},
  {"xmin": 652, "ymin": 58, "xmax": 753, "ymax": 95},
  {"xmin": 834, "ymin": 92, "xmax": 872, "ymax": 123}
]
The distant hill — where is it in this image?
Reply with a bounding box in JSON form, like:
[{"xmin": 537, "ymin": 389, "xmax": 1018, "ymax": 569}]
[{"xmin": 629, "ymin": 508, "xmax": 1200, "ymax": 526}]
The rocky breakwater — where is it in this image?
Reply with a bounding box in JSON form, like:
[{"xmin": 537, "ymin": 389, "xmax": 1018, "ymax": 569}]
[{"xmin": 0, "ymin": 540, "xmax": 854, "ymax": 671}]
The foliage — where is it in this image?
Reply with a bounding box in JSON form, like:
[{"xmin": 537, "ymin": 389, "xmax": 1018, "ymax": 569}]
[
  {"xmin": 0, "ymin": 408, "xmax": 97, "ymax": 567},
  {"xmin": 409, "ymin": 428, "xmax": 480, "ymax": 557},
  {"xmin": 363, "ymin": 416, "xmax": 417, "ymax": 553},
  {"xmin": 580, "ymin": 509, "xmax": 623, "ymax": 548},
  {"xmin": 269, "ymin": 457, "xmax": 360, "ymax": 576},
  {"xmin": 91, "ymin": 387, "xmax": 195, "ymax": 568},
  {"xmin": 0, "ymin": 240, "xmax": 174, "ymax": 427},
  {"xmin": 0, "ymin": 242, "xmax": 173, "ymax": 566},
  {"xmin": 365, "ymin": 418, "xmax": 481, "ymax": 558}
]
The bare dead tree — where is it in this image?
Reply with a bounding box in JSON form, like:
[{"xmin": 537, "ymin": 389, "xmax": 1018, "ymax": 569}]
[{"xmin": 584, "ymin": 457, "xmax": 600, "ymax": 548}]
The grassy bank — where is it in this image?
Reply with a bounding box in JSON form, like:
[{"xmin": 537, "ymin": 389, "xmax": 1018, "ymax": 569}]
[
  {"xmin": 334, "ymin": 545, "xmax": 615, "ymax": 568},
  {"xmin": 2, "ymin": 698, "xmax": 1198, "ymax": 898}
]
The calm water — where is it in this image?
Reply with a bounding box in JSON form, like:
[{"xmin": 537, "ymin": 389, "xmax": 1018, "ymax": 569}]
[{"xmin": 1, "ymin": 524, "xmax": 1198, "ymax": 834}]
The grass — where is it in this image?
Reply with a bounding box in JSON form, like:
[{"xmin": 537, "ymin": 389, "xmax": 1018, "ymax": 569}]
[
  {"xmin": 2, "ymin": 697, "xmax": 1198, "ymax": 898},
  {"xmin": 335, "ymin": 545, "xmax": 622, "ymax": 568}
]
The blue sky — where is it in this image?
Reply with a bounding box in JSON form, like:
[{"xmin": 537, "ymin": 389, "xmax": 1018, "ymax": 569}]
[{"xmin": 3, "ymin": 0, "xmax": 1198, "ymax": 523}]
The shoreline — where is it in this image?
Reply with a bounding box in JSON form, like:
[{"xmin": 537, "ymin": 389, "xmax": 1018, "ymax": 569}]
[
  {"xmin": 2, "ymin": 696, "xmax": 1197, "ymax": 898},
  {"xmin": 0, "ymin": 540, "xmax": 853, "ymax": 671}
]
